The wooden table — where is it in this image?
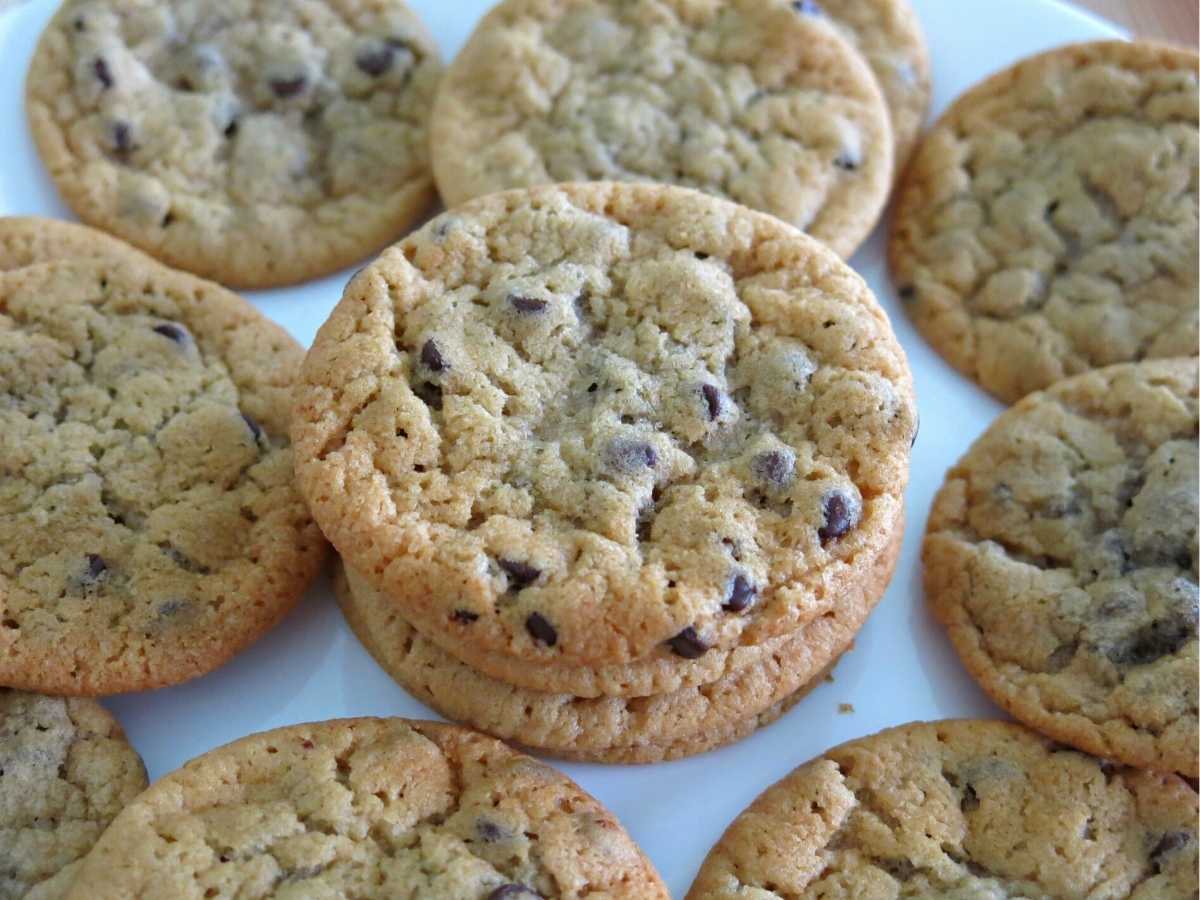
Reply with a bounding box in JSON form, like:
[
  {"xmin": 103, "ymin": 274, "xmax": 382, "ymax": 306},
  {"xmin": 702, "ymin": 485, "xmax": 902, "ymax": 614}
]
[{"xmin": 1072, "ymin": 0, "xmax": 1198, "ymax": 45}]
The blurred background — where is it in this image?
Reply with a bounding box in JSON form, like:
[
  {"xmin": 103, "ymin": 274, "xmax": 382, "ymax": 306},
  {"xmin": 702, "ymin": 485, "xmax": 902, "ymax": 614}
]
[{"xmin": 1078, "ymin": 0, "xmax": 1197, "ymax": 43}]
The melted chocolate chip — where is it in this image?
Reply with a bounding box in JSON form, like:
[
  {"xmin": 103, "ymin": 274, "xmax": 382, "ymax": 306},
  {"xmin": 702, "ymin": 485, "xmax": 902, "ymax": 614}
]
[
  {"xmin": 1150, "ymin": 831, "xmax": 1192, "ymax": 873},
  {"xmin": 269, "ymin": 76, "xmax": 307, "ymax": 98},
  {"xmin": 487, "ymin": 887, "xmax": 541, "ymax": 900},
  {"xmin": 152, "ymin": 322, "xmax": 189, "ymax": 343},
  {"xmin": 607, "ymin": 439, "xmax": 657, "ymax": 473},
  {"xmin": 355, "ymin": 45, "xmax": 395, "ymax": 77},
  {"xmin": 509, "ymin": 295, "xmax": 548, "ymax": 314},
  {"xmin": 498, "ymin": 558, "xmax": 541, "ymax": 589},
  {"xmin": 421, "ymin": 339, "xmax": 448, "ymax": 372},
  {"xmin": 241, "ymin": 413, "xmax": 263, "ymax": 445},
  {"xmin": 818, "ymin": 491, "xmax": 858, "ymax": 545},
  {"xmin": 452, "ymin": 609, "xmax": 480, "ymax": 624},
  {"xmin": 668, "ymin": 626, "xmax": 709, "ymax": 659},
  {"xmin": 476, "ymin": 819, "xmax": 507, "ymax": 842},
  {"xmin": 413, "ymin": 382, "xmax": 443, "ymax": 410},
  {"xmin": 791, "ymin": 0, "xmax": 824, "ymax": 13},
  {"xmin": 83, "ymin": 553, "xmax": 108, "ymax": 582},
  {"xmin": 525, "ymin": 612, "xmax": 557, "ymax": 647},
  {"xmin": 1106, "ymin": 617, "xmax": 1196, "ymax": 667},
  {"xmin": 723, "ymin": 573, "xmax": 756, "ymax": 613},
  {"xmin": 751, "ymin": 450, "xmax": 794, "ymax": 486},
  {"xmin": 702, "ymin": 384, "xmax": 722, "ymax": 421},
  {"xmin": 93, "ymin": 58, "xmax": 114, "ymax": 89}
]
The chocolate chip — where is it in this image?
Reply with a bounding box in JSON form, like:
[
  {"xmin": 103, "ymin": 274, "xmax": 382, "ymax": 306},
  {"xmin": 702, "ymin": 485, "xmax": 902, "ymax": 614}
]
[
  {"xmin": 1106, "ymin": 617, "xmax": 1195, "ymax": 667},
  {"xmin": 1046, "ymin": 200, "xmax": 1061, "ymax": 216},
  {"xmin": 668, "ymin": 626, "xmax": 709, "ymax": 659},
  {"xmin": 818, "ymin": 490, "xmax": 858, "ymax": 545},
  {"xmin": 83, "ymin": 553, "xmax": 108, "ymax": 582},
  {"xmin": 152, "ymin": 322, "xmax": 189, "ymax": 343},
  {"xmin": 960, "ymin": 784, "xmax": 979, "ymax": 813},
  {"xmin": 1046, "ymin": 641, "xmax": 1077, "ymax": 672},
  {"xmin": 791, "ymin": 0, "xmax": 825, "ymax": 14},
  {"xmin": 898, "ymin": 285, "xmax": 915, "ymax": 302},
  {"xmin": 241, "ymin": 413, "xmax": 263, "ymax": 445},
  {"xmin": 702, "ymin": 384, "xmax": 722, "ymax": 421},
  {"xmin": 487, "ymin": 887, "xmax": 541, "ymax": 900},
  {"xmin": 413, "ymin": 382, "xmax": 443, "ymax": 410},
  {"xmin": 73, "ymin": 16, "xmax": 86, "ymax": 31},
  {"xmin": 751, "ymin": 449, "xmax": 794, "ymax": 486},
  {"xmin": 498, "ymin": 558, "xmax": 541, "ymax": 589},
  {"xmin": 476, "ymin": 819, "xmax": 507, "ymax": 842},
  {"xmin": 451, "ymin": 609, "xmax": 479, "ymax": 624},
  {"xmin": 269, "ymin": 76, "xmax": 307, "ymax": 98},
  {"xmin": 420, "ymin": 339, "xmax": 448, "ymax": 372},
  {"xmin": 833, "ymin": 153, "xmax": 859, "ymax": 171},
  {"xmin": 112, "ymin": 121, "xmax": 132, "ymax": 156},
  {"xmin": 509, "ymin": 295, "xmax": 548, "ymax": 314},
  {"xmin": 607, "ymin": 439, "xmax": 657, "ymax": 473},
  {"xmin": 525, "ymin": 612, "xmax": 557, "ymax": 647},
  {"xmin": 224, "ymin": 119, "xmax": 239, "ymax": 138},
  {"xmin": 723, "ymin": 573, "xmax": 756, "ymax": 613},
  {"xmin": 93, "ymin": 58, "xmax": 114, "ymax": 89},
  {"xmin": 156, "ymin": 598, "xmax": 188, "ymax": 619},
  {"xmin": 1150, "ymin": 831, "xmax": 1192, "ymax": 873},
  {"xmin": 355, "ymin": 45, "xmax": 395, "ymax": 77}
]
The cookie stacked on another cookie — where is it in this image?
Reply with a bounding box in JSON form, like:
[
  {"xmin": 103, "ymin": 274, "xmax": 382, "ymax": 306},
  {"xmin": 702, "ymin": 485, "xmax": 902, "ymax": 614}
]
[
  {"xmin": 432, "ymin": 0, "xmax": 930, "ymax": 259},
  {"xmin": 294, "ymin": 182, "xmax": 916, "ymax": 761},
  {"xmin": 26, "ymin": 0, "xmax": 443, "ymax": 288},
  {"xmin": 0, "ymin": 217, "xmax": 327, "ymax": 696}
]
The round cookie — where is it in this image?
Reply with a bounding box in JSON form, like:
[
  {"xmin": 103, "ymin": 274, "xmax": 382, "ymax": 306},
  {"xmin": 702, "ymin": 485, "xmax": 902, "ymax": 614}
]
[
  {"xmin": 64, "ymin": 717, "xmax": 669, "ymax": 898},
  {"xmin": 802, "ymin": 0, "xmax": 931, "ymax": 170},
  {"xmin": 430, "ymin": 0, "xmax": 894, "ymax": 259},
  {"xmin": 26, "ymin": 0, "xmax": 442, "ymax": 289},
  {"xmin": 1, "ymin": 688, "xmax": 148, "ymax": 900},
  {"xmin": 686, "ymin": 719, "xmax": 1199, "ymax": 899},
  {"xmin": 0, "ymin": 216, "xmax": 156, "ymax": 272},
  {"xmin": 925, "ymin": 359, "xmax": 1198, "ymax": 776},
  {"xmin": 292, "ymin": 182, "xmax": 915, "ymax": 671},
  {"xmin": 890, "ymin": 41, "xmax": 1199, "ymax": 404},
  {"xmin": 334, "ymin": 523, "xmax": 898, "ymax": 763},
  {"xmin": 0, "ymin": 258, "xmax": 327, "ymax": 695}
]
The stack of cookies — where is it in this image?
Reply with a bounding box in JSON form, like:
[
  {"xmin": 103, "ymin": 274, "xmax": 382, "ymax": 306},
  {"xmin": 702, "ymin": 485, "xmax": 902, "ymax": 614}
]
[{"xmin": 293, "ymin": 181, "xmax": 917, "ymax": 762}]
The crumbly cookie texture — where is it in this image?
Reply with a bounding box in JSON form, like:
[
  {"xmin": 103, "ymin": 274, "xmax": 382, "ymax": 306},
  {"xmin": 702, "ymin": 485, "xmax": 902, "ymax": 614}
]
[
  {"xmin": 0, "ymin": 216, "xmax": 155, "ymax": 272},
  {"xmin": 890, "ymin": 41, "xmax": 1199, "ymax": 404},
  {"xmin": 65, "ymin": 718, "xmax": 669, "ymax": 899},
  {"xmin": 686, "ymin": 719, "xmax": 1199, "ymax": 900},
  {"xmin": 925, "ymin": 360, "xmax": 1198, "ymax": 776},
  {"xmin": 0, "ymin": 689, "xmax": 148, "ymax": 900},
  {"xmin": 26, "ymin": 0, "xmax": 442, "ymax": 288},
  {"xmin": 334, "ymin": 525, "xmax": 897, "ymax": 763},
  {"xmin": 0, "ymin": 258, "xmax": 326, "ymax": 695},
  {"xmin": 292, "ymin": 183, "xmax": 914, "ymax": 668},
  {"xmin": 804, "ymin": 0, "xmax": 931, "ymax": 170},
  {"xmin": 431, "ymin": 0, "xmax": 893, "ymax": 259}
]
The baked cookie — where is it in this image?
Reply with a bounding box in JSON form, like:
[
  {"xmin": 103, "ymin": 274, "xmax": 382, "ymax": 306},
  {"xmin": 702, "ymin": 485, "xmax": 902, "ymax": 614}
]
[
  {"xmin": 801, "ymin": 0, "xmax": 931, "ymax": 170},
  {"xmin": 333, "ymin": 524, "xmax": 897, "ymax": 763},
  {"xmin": 65, "ymin": 717, "xmax": 669, "ymax": 898},
  {"xmin": 925, "ymin": 359, "xmax": 1198, "ymax": 776},
  {"xmin": 1, "ymin": 688, "xmax": 148, "ymax": 900},
  {"xmin": 26, "ymin": 0, "xmax": 442, "ymax": 289},
  {"xmin": 0, "ymin": 258, "xmax": 326, "ymax": 695},
  {"xmin": 890, "ymin": 41, "xmax": 1199, "ymax": 403},
  {"xmin": 686, "ymin": 719, "xmax": 1199, "ymax": 899},
  {"xmin": 430, "ymin": 0, "xmax": 894, "ymax": 259},
  {"xmin": 0, "ymin": 216, "xmax": 155, "ymax": 272},
  {"xmin": 292, "ymin": 183, "xmax": 915, "ymax": 671}
]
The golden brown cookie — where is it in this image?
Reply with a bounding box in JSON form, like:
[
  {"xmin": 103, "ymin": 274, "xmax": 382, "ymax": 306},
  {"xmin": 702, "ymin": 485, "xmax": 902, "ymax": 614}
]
[{"xmin": 0, "ymin": 216, "xmax": 155, "ymax": 272}]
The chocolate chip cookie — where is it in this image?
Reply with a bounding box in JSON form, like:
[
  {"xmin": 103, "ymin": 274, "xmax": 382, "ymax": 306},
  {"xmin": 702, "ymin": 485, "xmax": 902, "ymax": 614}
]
[
  {"xmin": 686, "ymin": 719, "xmax": 1199, "ymax": 899},
  {"xmin": 926, "ymin": 359, "xmax": 1198, "ymax": 776},
  {"xmin": 1, "ymin": 688, "xmax": 148, "ymax": 900},
  {"xmin": 0, "ymin": 216, "xmax": 155, "ymax": 272},
  {"xmin": 890, "ymin": 41, "xmax": 1199, "ymax": 403},
  {"xmin": 65, "ymin": 717, "xmax": 669, "ymax": 898},
  {"xmin": 0, "ymin": 258, "xmax": 326, "ymax": 695},
  {"xmin": 292, "ymin": 183, "xmax": 915, "ymax": 673},
  {"xmin": 430, "ymin": 0, "xmax": 894, "ymax": 259},
  {"xmin": 796, "ymin": 0, "xmax": 931, "ymax": 170},
  {"xmin": 26, "ymin": 0, "xmax": 442, "ymax": 289},
  {"xmin": 334, "ymin": 524, "xmax": 898, "ymax": 763}
]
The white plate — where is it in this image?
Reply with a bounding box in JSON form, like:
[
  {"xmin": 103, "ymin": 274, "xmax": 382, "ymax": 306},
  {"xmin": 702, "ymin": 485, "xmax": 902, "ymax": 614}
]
[{"xmin": 0, "ymin": 1, "xmax": 1122, "ymax": 894}]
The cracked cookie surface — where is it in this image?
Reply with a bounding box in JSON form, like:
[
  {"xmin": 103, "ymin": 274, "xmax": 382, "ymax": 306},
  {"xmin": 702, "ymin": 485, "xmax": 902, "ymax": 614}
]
[
  {"xmin": 292, "ymin": 183, "xmax": 914, "ymax": 670},
  {"xmin": 333, "ymin": 528, "xmax": 896, "ymax": 762},
  {"xmin": 26, "ymin": 0, "xmax": 442, "ymax": 288},
  {"xmin": 925, "ymin": 359, "xmax": 1198, "ymax": 776},
  {"xmin": 0, "ymin": 258, "xmax": 326, "ymax": 695},
  {"xmin": 890, "ymin": 41, "xmax": 1199, "ymax": 404},
  {"xmin": 65, "ymin": 717, "xmax": 668, "ymax": 899},
  {"xmin": 686, "ymin": 719, "xmax": 1199, "ymax": 900},
  {"xmin": 0, "ymin": 688, "xmax": 147, "ymax": 900},
  {"xmin": 0, "ymin": 217, "xmax": 156, "ymax": 272},
  {"xmin": 431, "ymin": 0, "xmax": 893, "ymax": 259}
]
